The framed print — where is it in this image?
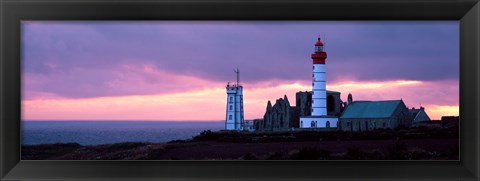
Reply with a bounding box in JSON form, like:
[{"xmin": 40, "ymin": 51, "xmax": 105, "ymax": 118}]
[
  {"xmin": 19, "ymin": 21, "xmax": 459, "ymax": 161},
  {"xmin": 1, "ymin": 0, "xmax": 479, "ymax": 180}
]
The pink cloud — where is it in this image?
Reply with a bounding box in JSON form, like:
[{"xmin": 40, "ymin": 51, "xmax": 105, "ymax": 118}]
[{"xmin": 22, "ymin": 64, "xmax": 458, "ymax": 121}]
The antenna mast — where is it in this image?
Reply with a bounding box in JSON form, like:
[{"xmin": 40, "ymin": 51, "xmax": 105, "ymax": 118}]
[
  {"xmin": 324, "ymin": 34, "xmax": 326, "ymax": 51},
  {"xmin": 234, "ymin": 68, "xmax": 240, "ymax": 86}
]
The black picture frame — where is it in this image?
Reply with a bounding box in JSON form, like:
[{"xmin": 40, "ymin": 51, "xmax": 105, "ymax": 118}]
[{"xmin": 1, "ymin": 0, "xmax": 479, "ymax": 180}]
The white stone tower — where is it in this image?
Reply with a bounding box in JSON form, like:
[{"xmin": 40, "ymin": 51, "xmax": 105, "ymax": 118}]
[
  {"xmin": 225, "ymin": 68, "xmax": 244, "ymax": 130},
  {"xmin": 299, "ymin": 36, "xmax": 338, "ymax": 128}
]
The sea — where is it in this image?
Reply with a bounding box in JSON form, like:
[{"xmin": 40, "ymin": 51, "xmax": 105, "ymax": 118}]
[{"xmin": 21, "ymin": 121, "xmax": 224, "ymax": 146}]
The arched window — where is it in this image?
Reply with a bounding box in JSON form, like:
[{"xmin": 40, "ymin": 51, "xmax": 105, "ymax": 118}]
[
  {"xmin": 326, "ymin": 121, "xmax": 330, "ymax": 128},
  {"xmin": 327, "ymin": 95, "xmax": 335, "ymax": 112},
  {"xmin": 311, "ymin": 121, "xmax": 315, "ymax": 128},
  {"xmin": 229, "ymin": 105, "xmax": 232, "ymax": 110},
  {"xmin": 229, "ymin": 97, "xmax": 233, "ymax": 102},
  {"xmin": 229, "ymin": 115, "xmax": 232, "ymax": 120}
]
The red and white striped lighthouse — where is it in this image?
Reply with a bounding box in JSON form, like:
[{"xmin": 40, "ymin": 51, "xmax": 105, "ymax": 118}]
[
  {"xmin": 299, "ymin": 36, "xmax": 338, "ymax": 129},
  {"xmin": 311, "ymin": 37, "xmax": 327, "ymax": 116}
]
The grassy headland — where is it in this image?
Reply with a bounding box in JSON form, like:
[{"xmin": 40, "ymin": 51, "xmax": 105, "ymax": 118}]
[{"xmin": 22, "ymin": 127, "xmax": 459, "ymax": 160}]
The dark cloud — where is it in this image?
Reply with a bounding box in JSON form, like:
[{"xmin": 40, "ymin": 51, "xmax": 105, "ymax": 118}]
[{"xmin": 22, "ymin": 21, "xmax": 459, "ymax": 98}]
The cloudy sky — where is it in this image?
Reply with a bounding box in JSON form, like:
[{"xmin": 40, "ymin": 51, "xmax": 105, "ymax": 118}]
[{"xmin": 21, "ymin": 21, "xmax": 459, "ymax": 121}]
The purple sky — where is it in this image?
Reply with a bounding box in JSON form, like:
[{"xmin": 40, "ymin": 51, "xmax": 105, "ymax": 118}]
[
  {"xmin": 21, "ymin": 21, "xmax": 459, "ymax": 121},
  {"xmin": 22, "ymin": 21, "xmax": 458, "ymax": 99}
]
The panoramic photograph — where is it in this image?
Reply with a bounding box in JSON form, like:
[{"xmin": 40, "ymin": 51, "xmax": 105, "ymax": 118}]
[{"xmin": 21, "ymin": 21, "xmax": 459, "ymax": 160}]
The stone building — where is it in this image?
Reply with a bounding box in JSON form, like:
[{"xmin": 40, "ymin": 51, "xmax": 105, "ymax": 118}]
[
  {"xmin": 339, "ymin": 100, "xmax": 412, "ymax": 132},
  {"xmin": 326, "ymin": 90, "xmax": 342, "ymax": 116},
  {"xmin": 295, "ymin": 91, "xmax": 312, "ymax": 118},
  {"xmin": 441, "ymin": 116, "xmax": 459, "ymax": 128},
  {"xmin": 409, "ymin": 107, "xmax": 431, "ymax": 127},
  {"xmin": 296, "ymin": 91, "xmax": 343, "ymax": 117},
  {"xmin": 254, "ymin": 91, "xmax": 343, "ymax": 131},
  {"xmin": 254, "ymin": 95, "xmax": 297, "ymax": 131}
]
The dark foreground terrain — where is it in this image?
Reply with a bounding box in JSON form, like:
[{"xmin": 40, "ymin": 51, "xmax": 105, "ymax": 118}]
[{"xmin": 22, "ymin": 128, "xmax": 459, "ymax": 160}]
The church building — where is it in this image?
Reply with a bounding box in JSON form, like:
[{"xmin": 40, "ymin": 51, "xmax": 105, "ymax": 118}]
[{"xmin": 339, "ymin": 94, "xmax": 412, "ymax": 132}]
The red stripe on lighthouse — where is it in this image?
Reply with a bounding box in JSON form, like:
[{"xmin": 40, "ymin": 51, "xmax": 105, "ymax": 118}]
[{"xmin": 313, "ymin": 59, "xmax": 325, "ymax": 64}]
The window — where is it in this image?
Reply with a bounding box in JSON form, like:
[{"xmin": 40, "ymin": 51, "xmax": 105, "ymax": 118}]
[
  {"xmin": 229, "ymin": 105, "xmax": 232, "ymax": 110},
  {"xmin": 313, "ymin": 66, "xmax": 315, "ymax": 70},
  {"xmin": 383, "ymin": 122, "xmax": 386, "ymax": 128},
  {"xmin": 312, "ymin": 74, "xmax": 314, "ymax": 77},
  {"xmin": 311, "ymin": 121, "xmax": 315, "ymax": 128},
  {"xmin": 316, "ymin": 46, "xmax": 323, "ymax": 52},
  {"xmin": 229, "ymin": 115, "xmax": 232, "ymax": 120},
  {"xmin": 327, "ymin": 95, "xmax": 335, "ymax": 112},
  {"xmin": 229, "ymin": 97, "xmax": 233, "ymax": 102},
  {"xmin": 301, "ymin": 121, "xmax": 303, "ymax": 127},
  {"xmin": 326, "ymin": 121, "xmax": 330, "ymax": 128}
]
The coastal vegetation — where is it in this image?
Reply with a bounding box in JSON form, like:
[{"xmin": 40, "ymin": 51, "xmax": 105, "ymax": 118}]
[{"xmin": 22, "ymin": 127, "xmax": 458, "ymax": 160}]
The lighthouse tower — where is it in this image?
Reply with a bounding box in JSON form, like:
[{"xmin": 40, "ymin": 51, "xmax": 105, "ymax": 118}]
[
  {"xmin": 299, "ymin": 37, "xmax": 338, "ymax": 128},
  {"xmin": 225, "ymin": 69, "xmax": 244, "ymax": 130},
  {"xmin": 312, "ymin": 37, "xmax": 328, "ymax": 116}
]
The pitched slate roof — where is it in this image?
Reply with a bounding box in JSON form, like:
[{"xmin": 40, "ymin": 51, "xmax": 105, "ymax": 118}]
[
  {"xmin": 340, "ymin": 100, "xmax": 403, "ymax": 119},
  {"xmin": 409, "ymin": 108, "xmax": 421, "ymax": 120}
]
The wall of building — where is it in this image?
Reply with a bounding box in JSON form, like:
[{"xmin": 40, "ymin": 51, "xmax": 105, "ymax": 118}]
[
  {"xmin": 412, "ymin": 109, "xmax": 431, "ymax": 123},
  {"xmin": 296, "ymin": 91, "xmax": 311, "ymax": 118},
  {"xmin": 339, "ymin": 118, "xmax": 391, "ymax": 132},
  {"xmin": 326, "ymin": 92, "xmax": 342, "ymax": 116},
  {"xmin": 255, "ymin": 95, "xmax": 294, "ymax": 131}
]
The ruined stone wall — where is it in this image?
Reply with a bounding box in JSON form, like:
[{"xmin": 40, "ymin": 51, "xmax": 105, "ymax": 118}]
[
  {"xmin": 255, "ymin": 95, "xmax": 299, "ymax": 131},
  {"xmin": 296, "ymin": 91, "xmax": 312, "ymax": 117}
]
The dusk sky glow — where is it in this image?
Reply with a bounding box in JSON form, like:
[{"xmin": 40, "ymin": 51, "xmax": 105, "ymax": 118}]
[{"xmin": 22, "ymin": 21, "xmax": 459, "ymax": 121}]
